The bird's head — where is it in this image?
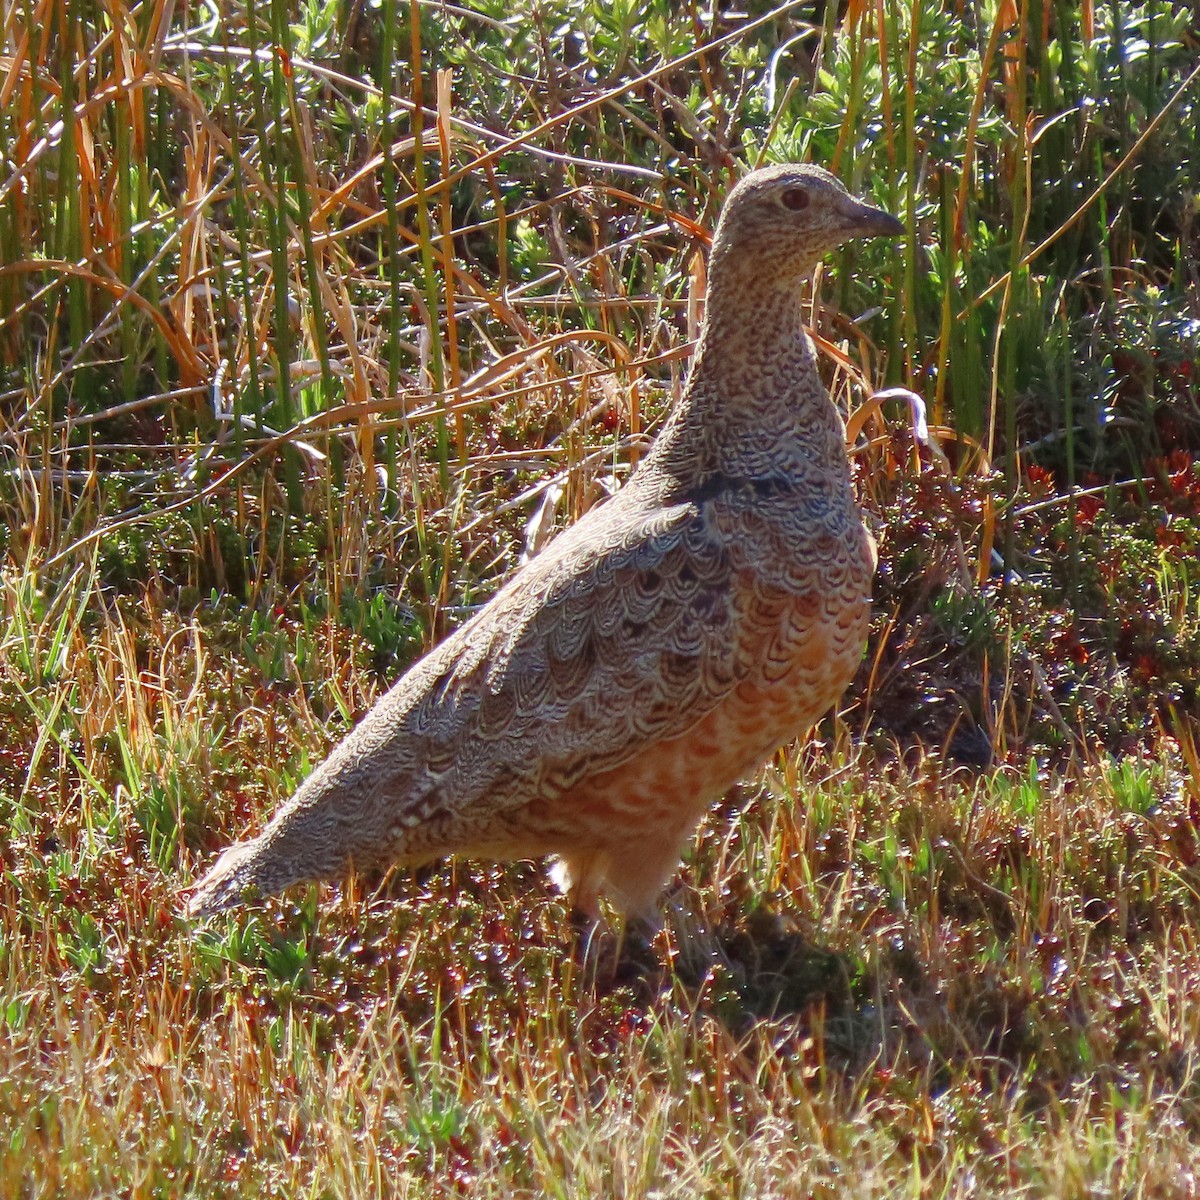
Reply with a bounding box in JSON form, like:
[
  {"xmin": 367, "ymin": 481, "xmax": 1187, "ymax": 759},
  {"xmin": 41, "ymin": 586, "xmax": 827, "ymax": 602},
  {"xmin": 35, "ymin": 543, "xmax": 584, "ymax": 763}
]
[{"xmin": 710, "ymin": 163, "xmax": 905, "ymax": 269}]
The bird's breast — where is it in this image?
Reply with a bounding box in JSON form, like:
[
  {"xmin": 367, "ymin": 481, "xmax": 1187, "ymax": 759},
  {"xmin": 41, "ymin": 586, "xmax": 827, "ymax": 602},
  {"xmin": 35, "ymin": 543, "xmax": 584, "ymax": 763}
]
[{"xmin": 543, "ymin": 511, "xmax": 875, "ymax": 840}]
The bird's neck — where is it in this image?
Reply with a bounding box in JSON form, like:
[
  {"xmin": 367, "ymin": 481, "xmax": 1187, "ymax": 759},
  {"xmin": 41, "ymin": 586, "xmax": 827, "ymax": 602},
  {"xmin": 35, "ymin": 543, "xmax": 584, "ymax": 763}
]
[{"xmin": 645, "ymin": 249, "xmax": 850, "ymax": 485}]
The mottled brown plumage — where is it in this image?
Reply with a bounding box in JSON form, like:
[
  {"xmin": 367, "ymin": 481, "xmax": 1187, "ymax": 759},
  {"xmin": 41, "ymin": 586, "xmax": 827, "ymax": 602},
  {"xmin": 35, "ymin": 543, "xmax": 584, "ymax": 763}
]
[{"xmin": 187, "ymin": 164, "xmax": 904, "ymax": 921}]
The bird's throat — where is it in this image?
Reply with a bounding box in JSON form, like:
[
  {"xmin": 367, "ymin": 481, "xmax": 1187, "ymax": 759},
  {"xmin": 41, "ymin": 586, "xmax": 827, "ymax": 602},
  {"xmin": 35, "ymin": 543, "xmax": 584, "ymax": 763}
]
[{"xmin": 649, "ymin": 264, "xmax": 849, "ymax": 484}]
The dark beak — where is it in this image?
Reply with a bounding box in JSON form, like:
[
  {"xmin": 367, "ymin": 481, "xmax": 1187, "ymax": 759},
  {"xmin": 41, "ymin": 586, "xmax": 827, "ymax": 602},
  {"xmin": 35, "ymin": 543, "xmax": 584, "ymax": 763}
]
[{"xmin": 843, "ymin": 197, "xmax": 906, "ymax": 239}]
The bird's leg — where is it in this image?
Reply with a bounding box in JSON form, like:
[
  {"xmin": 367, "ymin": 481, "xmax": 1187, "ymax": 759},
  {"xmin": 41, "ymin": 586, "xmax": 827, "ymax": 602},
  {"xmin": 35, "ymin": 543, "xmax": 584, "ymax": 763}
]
[
  {"xmin": 567, "ymin": 902, "xmax": 611, "ymax": 980},
  {"xmin": 549, "ymin": 850, "xmax": 607, "ymax": 917},
  {"xmin": 597, "ymin": 825, "xmax": 701, "ymax": 922},
  {"xmin": 554, "ymin": 851, "xmax": 616, "ymax": 981},
  {"xmin": 662, "ymin": 888, "xmax": 732, "ymax": 986}
]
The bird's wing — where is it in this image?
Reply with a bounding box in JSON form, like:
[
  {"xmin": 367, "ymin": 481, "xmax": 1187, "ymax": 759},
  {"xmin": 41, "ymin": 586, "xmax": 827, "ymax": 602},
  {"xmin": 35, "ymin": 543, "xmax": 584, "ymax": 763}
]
[
  {"xmin": 356, "ymin": 486, "xmax": 805, "ymax": 825},
  {"xmin": 184, "ymin": 486, "xmax": 817, "ymax": 916}
]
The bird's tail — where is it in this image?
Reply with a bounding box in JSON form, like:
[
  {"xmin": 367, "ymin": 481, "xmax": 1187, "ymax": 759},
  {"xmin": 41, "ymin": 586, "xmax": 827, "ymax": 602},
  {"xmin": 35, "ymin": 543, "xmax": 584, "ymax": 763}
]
[
  {"xmin": 185, "ymin": 836, "xmax": 276, "ymax": 918},
  {"xmin": 185, "ymin": 758, "xmax": 390, "ymax": 917}
]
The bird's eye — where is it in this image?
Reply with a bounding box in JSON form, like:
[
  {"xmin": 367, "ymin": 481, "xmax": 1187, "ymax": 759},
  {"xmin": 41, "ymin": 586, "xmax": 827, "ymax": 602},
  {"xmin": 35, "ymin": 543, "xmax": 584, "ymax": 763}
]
[{"xmin": 780, "ymin": 186, "xmax": 810, "ymax": 211}]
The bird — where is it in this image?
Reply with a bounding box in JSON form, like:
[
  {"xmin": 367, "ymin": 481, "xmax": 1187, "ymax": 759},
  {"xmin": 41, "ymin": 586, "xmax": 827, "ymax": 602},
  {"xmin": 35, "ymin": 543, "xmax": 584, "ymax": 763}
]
[{"xmin": 186, "ymin": 163, "xmax": 905, "ymax": 923}]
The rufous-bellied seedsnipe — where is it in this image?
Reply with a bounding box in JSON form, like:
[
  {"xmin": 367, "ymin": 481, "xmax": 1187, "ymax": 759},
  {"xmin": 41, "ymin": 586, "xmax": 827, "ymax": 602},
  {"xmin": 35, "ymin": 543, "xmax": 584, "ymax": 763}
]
[{"xmin": 187, "ymin": 163, "xmax": 905, "ymax": 923}]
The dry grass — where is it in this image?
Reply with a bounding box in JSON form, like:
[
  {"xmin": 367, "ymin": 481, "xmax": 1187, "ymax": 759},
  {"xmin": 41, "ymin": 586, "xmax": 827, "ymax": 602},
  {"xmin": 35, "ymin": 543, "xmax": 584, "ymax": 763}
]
[
  {"xmin": 4, "ymin": 661, "xmax": 1200, "ymax": 1197},
  {"xmin": 4, "ymin": 545, "xmax": 1200, "ymax": 1195}
]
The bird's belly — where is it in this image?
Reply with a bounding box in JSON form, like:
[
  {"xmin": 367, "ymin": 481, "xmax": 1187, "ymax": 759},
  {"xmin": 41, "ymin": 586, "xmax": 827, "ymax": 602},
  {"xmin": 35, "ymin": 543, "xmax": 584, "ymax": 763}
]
[{"xmin": 551, "ymin": 567, "xmax": 872, "ymax": 842}]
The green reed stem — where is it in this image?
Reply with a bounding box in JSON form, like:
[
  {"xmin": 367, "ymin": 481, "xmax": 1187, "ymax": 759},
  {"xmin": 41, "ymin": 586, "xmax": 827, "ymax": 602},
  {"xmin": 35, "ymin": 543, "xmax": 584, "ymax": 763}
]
[{"xmin": 408, "ymin": 0, "xmax": 451, "ymax": 500}]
